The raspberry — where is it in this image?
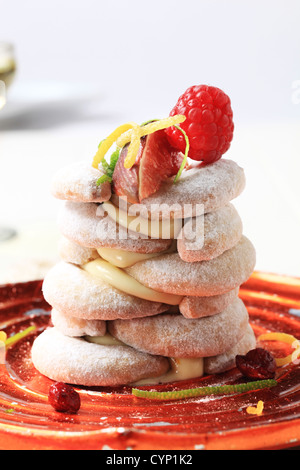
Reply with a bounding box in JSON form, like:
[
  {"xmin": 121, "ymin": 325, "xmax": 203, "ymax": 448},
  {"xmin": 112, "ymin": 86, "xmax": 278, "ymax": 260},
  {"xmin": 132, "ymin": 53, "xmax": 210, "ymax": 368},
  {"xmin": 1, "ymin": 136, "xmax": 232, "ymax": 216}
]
[
  {"xmin": 48, "ymin": 382, "xmax": 81, "ymax": 414},
  {"xmin": 166, "ymin": 85, "xmax": 234, "ymax": 163}
]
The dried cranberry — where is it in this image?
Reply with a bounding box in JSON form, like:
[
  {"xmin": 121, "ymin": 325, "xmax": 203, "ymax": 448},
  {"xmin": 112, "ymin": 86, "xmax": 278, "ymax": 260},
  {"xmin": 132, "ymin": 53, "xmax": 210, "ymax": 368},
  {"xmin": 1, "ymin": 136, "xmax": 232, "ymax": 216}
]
[
  {"xmin": 48, "ymin": 382, "xmax": 81, "ymax": 414},
  {"xmin": 236, "ymin": 348, "xmax": 276, "ymax": 380}
]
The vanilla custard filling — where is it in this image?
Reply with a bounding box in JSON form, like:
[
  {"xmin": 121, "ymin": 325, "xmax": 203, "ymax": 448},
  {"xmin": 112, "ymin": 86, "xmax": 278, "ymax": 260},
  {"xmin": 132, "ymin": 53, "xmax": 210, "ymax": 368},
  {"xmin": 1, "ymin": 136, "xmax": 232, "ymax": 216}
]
[
  {"xmin": 134, "ymin": 357, "xmax": 204, "ymax": 385},
  {"xmin": 97, "ymin": 247, "xmax": 160, "ymax": 268},
  {"xmin": 97, "ymin": 240, "xmax": 177, "ymax": 268},
  {"xmin": 102, "ymin": 201, "xmax": 183, "ymax": 240},
  {"xmin": 85, "ymin": 334, "xmax": 204, "ymax": 384},
  {"xmin": 85, "ymin": 333, "xmax": 125, "ymax": 346},
  {"xmin": 83, "ymin": 259, "xmax": 182, "ymax": 305}
]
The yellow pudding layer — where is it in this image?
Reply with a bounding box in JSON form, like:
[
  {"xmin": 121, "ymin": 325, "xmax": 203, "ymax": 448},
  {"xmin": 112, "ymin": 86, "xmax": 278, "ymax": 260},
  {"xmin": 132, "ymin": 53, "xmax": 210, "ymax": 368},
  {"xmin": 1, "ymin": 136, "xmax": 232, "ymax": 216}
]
[
  {"xmin": 97, "ymin": 241, "xmax": 176, "ymax": 268},
  {"xmin": 97, "ymin": 246, "xmax": 163, "ymax": 268},
  {"xmin": 134, "ymin": 357, "xmax": 204, "ymax": 385},
  {"xmin": 101, "ymin": 201, "xmax": 183, "ymax": 240},
  {"xmin": 85, "ymin": 333, "xmax": 125, "ymax": 346},
  {"xmin": 83, "ymin": 259, "xmax": 183, "ymax": 306}
]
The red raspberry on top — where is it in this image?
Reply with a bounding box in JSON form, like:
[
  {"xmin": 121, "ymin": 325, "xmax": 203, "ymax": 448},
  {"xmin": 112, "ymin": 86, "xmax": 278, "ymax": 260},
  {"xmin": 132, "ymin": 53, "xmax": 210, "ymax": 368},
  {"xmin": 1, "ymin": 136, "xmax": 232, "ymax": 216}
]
[{"xmin": 166, "ymin": 85, "xmax": 234, "ymax": 163}]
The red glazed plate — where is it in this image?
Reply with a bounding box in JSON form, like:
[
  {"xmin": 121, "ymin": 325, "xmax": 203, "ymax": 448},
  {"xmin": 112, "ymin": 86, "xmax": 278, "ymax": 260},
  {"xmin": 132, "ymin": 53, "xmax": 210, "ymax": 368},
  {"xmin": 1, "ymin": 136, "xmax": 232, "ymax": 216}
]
[{"xmin": 0, "ymin": 272, "xmax": 300, "ymax": 450}]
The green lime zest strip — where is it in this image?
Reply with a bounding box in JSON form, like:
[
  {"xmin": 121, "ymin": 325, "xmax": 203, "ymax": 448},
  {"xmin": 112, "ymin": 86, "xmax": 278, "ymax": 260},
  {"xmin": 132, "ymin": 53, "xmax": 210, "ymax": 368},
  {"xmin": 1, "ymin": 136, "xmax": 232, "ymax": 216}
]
[
  {"xmin": 96, "ymin": 147, "xmax": 121, "ymax": 186},
  {"xmin": 173, "ymin": 125, "xmax": 189, "ymax": 183},
  {"xmin": 132, "ymin": 379, "xmax": 277, "ymax": 401},
  {"xmin": 5, "ymin": 326, "xmax": 36, "ymax": 348},
  {"xmin": 96, "ymin": 174, "xmax": 112, "ymax": 185}
]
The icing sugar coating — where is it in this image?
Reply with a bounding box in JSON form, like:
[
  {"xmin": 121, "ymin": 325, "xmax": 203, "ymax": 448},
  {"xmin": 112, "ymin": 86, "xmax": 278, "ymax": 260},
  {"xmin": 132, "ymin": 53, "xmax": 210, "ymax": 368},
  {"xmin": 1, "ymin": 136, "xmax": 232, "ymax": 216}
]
[
  {"xmin": 51, "ymin": 309, "xmax": 106, "ymax": 337},
  {"xmin": 42, "ymin": 262, "xmax": 168, "ymax": 320},
  {"xmin": 139, "ymin": 159, "xmax": 246, "ymax": 219},
  {"xmin": 58, "ymin": 201, "xmax": 172, "ymax": 254},
  {"xmin": 177, "ymin": 204, "xmax": 243, "ymax": 262},
  {"xmin": 126, "ymin": 236, "xmax": 256, "ymax": 296},
  {"xmin": 31, "ymin": 327, "xmax": 170, "ymax": 386},
  {"xmin": 58, "ymin": 237, "xmax": 98, "ymax": 265},
  {"xmin": 51, "ymin": 161, "xmax": 111, "ymax": 203},
  {"xmin": 179, "ymin": 287, "xmax": 239, "ymax": 319},
  {"xmin": 204, "ymin": 325, "xmax": 256, "ymax": 374},
  {"xmin": 108, "ymin": 298, "xmax": 249, "ymax": 358}
]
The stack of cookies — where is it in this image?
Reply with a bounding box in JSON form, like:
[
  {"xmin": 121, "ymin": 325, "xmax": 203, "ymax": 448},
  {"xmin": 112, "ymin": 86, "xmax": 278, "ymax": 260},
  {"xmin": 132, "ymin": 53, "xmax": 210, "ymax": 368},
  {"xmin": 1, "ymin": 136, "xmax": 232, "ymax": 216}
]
[{"xmin": 32, "ymin": 156, "xmax": 256, "ymax": 387}]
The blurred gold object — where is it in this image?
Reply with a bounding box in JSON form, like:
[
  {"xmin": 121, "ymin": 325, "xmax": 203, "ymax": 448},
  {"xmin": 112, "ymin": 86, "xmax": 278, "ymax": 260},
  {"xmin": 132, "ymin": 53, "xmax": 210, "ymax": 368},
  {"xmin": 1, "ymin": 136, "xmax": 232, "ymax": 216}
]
[
  {"xmin": 0, "ymin": 43, "xmax": 16, "ymax": 89},
  {"xmin": 0, "ymin": 81, "xmax": 5, "ymax": 110},
  {"xmin": 0, "ymin": 69, "xmax": 17, "ymax": 242}
]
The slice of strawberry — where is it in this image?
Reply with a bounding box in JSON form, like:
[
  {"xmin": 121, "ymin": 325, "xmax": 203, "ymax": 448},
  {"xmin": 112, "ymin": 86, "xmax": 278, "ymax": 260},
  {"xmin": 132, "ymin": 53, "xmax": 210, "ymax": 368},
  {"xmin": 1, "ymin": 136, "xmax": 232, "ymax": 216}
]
[
  {"xmin": 138, "ymin": 130, "xmax": 184, "ymax": 201},
  {"xmin": 112, "ymin": 140, "xmax": 145, "ymax": 204},
  {"xmin": 112, "ymin": 130, "xmax": 184, "ymax": 203}
]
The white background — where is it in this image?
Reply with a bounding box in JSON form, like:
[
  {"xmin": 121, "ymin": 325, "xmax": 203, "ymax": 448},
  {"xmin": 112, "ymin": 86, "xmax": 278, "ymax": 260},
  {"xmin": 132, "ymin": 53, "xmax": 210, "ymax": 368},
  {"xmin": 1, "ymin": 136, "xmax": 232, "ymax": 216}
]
[{"xmin": 0, "ymin": 0, "xmax": 299, "ymax": 280}]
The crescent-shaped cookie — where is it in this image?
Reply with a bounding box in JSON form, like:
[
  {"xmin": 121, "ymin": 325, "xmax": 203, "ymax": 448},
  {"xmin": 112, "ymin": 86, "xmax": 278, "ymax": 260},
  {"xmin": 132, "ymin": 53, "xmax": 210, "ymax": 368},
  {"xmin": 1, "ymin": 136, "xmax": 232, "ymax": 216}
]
[
  {"xmin": 179, "ymin": 287, "xmax": 239, "ymax": 319},
  {"xmin": 51, "ymin": 309, "xmax": 107, "ymax": 337},
  {"xmin": 177, "ymin": 204, "xmax": 243, "ymax": 262},
  {"xmin": 139, "ymin": 159, "xmax": 246, "ymax": 219},
  {"xmin": 58, "ymin": 237, "xmax": 99, "ymax": 266},
  {"xmin": 108, "ymin": 298, "xmax": 249, "ymax": 358},
  {"xmin": 204, "ymin": 325, "xmax": 256, "ymax": 374},
  {"xmin": 58, "ymin": 201, "xmax": 172, "ymax": 254},
  {"xmin": 51, "ymin": 161, "xmax": 111, "ymax": 203},
  {"xmin": 126, "ymin": 236, "xmax": 256, "ymax": 297},
  {"xmin": 42, "ymin": 262, "xmax": 168, "ymax": 320},
  {"xmin": 31, "ymin": 327, "xmax": 170, "ymax": 386}
]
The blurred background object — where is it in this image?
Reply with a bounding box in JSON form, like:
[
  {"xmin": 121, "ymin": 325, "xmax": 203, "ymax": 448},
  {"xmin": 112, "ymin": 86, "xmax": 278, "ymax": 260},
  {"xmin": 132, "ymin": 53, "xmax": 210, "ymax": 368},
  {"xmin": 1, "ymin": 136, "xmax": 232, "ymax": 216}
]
[
  {"xmin": 0, "ymin": 81, "xmax": 6, "ymax": 110},
  {"xmin": 0, "ymin": 0, "xmax": 299, "ymax": 283},
  {"xmin": 0, "ymin": 43, "xmax": 16, "ymax": 89},
  {"xmin": 0, "ymin": 78, "xmax": 17, "ymax": 243}
]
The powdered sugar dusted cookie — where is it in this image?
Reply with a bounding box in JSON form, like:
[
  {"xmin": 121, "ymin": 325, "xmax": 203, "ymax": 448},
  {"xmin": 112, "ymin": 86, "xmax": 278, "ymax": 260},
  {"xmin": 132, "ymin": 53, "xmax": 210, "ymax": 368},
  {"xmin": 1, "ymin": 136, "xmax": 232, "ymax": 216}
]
[
  {"xmin": 58, "ymin": 201, "xmax": 172, "ymax": 254},
  {"xmin": 179, "ymin": 287, "xmax": 239, "ymax": 319},
  {"xmin": 43, "ymin": 262, "xmax": 168, "ymax": 321},
  {"xmin": 140, "ymin": 159, "xmax": 246, "ymax": 219},
  {"xmin": 51, "ymin": 309, "xmax": 106, "ymax": 337},
  {"xmin": 204, "ymin": 325, "xmax": 256, "ymax": 374},
  {"xmin": 31, "ymin": 327, "xmax": 170, "ymax": 386},
  {"xmin": 58, "ymin": 237, "xmax": 98, "ymax": 265},
  {"xmin": 177, "ymin": 204, "xmax": 243, "ymax": 262},
  {"xmin": 126, "ymin": 236, "xmax": 256, "ymax": 297},
  {"xmin": 108, "ymin": 298, "xmax": 249, "ymax": 358},
  {"xmin": 51, "ymin": 161, "xmax": 111, "ymax": 203}
]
